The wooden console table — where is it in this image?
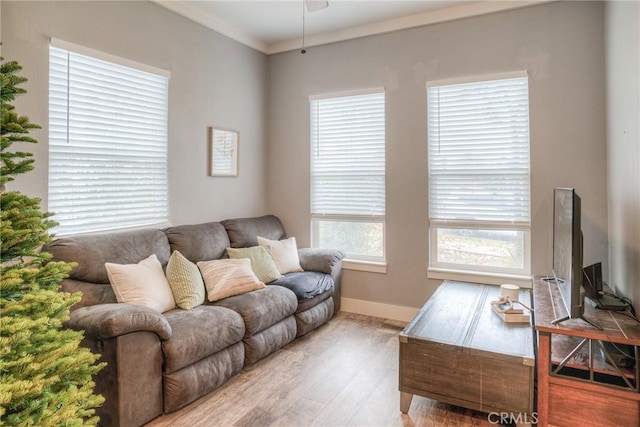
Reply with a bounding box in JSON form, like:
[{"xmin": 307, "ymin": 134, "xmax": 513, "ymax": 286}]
[
  {"xmin": 399, "ymin": 281, "xmax": 535, "ymax": 420},
  {"xmin": 533, "ymin": 275, "xmax": 640, "ymax": 427}
]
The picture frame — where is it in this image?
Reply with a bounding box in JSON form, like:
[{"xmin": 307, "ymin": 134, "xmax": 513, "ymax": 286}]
[{"xmin": 208, "ymin": 127, "xmax": 239, "ymax": 177}]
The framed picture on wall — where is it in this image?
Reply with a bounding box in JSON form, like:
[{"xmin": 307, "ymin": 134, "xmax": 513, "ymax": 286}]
[{"xmin": 208, "ymin": 126, "xmax": 239, "ymax": 176}]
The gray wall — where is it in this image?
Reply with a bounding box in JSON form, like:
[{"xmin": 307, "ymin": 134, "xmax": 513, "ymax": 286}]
[
  {"xmin": 3, "ymin": 1, "xmax": 618, "ymax": 312},
  {"xmin": 1, "ymin": 1, "xmax": 268, "ymax": 226},
  {"xmin": 605, "ymin": 1, "xmax": 640, "ymax": 310},
  {"xmin": 267, "ymin": 1, "xmax": 608, "ymax": 308}
]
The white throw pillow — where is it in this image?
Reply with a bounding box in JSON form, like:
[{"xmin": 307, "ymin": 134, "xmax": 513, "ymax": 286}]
[
  {"xmin": 105, "ymin": 254, "xmax": 176, "ymax": 313},
  {"xmin": 197, "ymin": 258, "xmax": 266, "ymax": 302},
  {"xmin": 257, "ymin": 236, "xmax": 304, "ymax": 274}
]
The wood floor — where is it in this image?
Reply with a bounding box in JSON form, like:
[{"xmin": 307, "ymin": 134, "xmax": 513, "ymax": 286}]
[{"xmin": 146, "ymin": 312, "xmax": 496, "ymax": 427}]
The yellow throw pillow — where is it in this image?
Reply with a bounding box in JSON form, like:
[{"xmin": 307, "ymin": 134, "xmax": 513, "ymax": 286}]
[
  {"xmin": 197, "ymin": 258, "xmax": 266, "ymax": 302},
  {"xmin": 166, "ymin": 250, "xmax": 206, "ymax": 310},
  {"xmin": 105, "ymin": 254, "xmax": 176, "ymax": 313},
  {"xmin": 226, "ymin": 246, "xmax": 283, "ymax": 283},
  {"xmin": 257, "ymin": 236, "xmax": 304, "ymax": 274}
]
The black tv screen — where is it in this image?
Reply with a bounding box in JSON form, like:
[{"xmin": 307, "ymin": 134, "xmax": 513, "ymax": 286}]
[{"xmin": 552, "ymin": 188, "xmax": 584, "ymax": 319}]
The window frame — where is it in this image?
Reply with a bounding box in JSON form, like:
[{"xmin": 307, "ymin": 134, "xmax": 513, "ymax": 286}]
[
  {"xmin": 48, "ymin": 38, "xmax": 170, "ymax": 235},
  {"xmin": 309, "ymin": 88, "xmax": 386, "ymax": 267},
  {"xmin": 310, "ymin": 214, "xmax": 386, "ymax": 263},
  {"xmin": 426, "ymin": 72, "xmax": 532, "ymax": 283}
]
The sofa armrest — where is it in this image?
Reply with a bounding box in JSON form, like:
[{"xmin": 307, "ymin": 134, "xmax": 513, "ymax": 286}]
[
  {"xmin": 298, "ymin": 248, "xmax": 346, "ymax": 274},
  {"xmin": 66, "ymin": 303, "xmax": 172, "ymax": 340}
]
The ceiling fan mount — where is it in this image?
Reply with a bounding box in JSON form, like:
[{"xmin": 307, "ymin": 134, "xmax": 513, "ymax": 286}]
[{"xmin": 301, "ymin": 1, "xmax": 328, "ymax": 54}]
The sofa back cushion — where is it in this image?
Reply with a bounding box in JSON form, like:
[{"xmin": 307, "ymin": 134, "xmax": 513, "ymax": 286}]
[
  {"xmin": 45, "ymin": 228, "xmax": 171, "ymax": 284},
  {"xmin": 164, "ymin": 222, "xmax": 229, "ymax": 262},
  {"xmin": 221, "ymin": 215, "xmax": 286, "ymax": 248}
]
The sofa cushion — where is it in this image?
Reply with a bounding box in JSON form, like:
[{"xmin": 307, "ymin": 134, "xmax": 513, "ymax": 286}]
[
  {"xmin": 221, "ymin": 215, "xmax": 286, "ymax": 248},
  {"xmin": 163, "ymin": 342, "xmax": 244, "ymax": 413},
  {"xmin": 295, "ymin": 288, "xmax": 333, "ymax": 313},
  {"xmin": 164, "ymin": 222, "xmax": 230, "ymax": 263},
  {"xmin": 257, "ymin": 236, "xmax": 303, "ymax": 274},
  {"xmin": 45, "ymin": 228, "xmax": 171, "ymax": 284},
  {"xmin": 197, "ymin": 258, "xmax": 265, "ymax": 302},
  {"xmin": 162, "ymin": 305, "xmax": 245, "ymax": 374},
  {"xmin": 226, "ymin": 246, "xmax": 282, "ymax": 283},
  {"xmin": 212, "ymin": 286, "xmax": 297, "ymax": 337},
  {"xmin": 296, "ymin": 298, "xmax": 334, "ymax": 337},
  {"xmin": 243, "ymin": 316, "xmax": 296, "ymax": 365},
  {"xmin": 60, "ymin": 279, "xmax": 117, "ymax": 310},
  {"xmin": 106, "ymin": 254, "xmax": 176, "ymax": 313},
  {"xmin": 166, "ymin": 251, "xmax": 206, "ymax": 310},
  {"xmin": 269, "ymin": 271, "xmax": 334, "ymax": 300}
]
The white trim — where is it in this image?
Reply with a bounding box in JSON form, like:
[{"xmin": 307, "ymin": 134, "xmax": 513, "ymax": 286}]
[
  {"xmin": 267, "ymin": 1, "xmax": 550, "ymax": 54},
  {"xmin": 427, "ymin": 267, "xmax": 533, "ymax": 288},
  {"xmin": 153, "ymin": 0, "xmax": 549, "ymax": 55},
  {"xmin": 340, "ymin": 297, "xmax": 417, "ymax": 323},
  {"xmin": 426, "ymin": 70, "xmax": 528, "ymax": 88},
  {"xmin": 309, "ymin": 87, "xmax": 385, "ymax": 101},
  {"xmin": 50, "ymin": 37, "xmax": 171, "ymax": 78},
  {"xmin": 342, "ymin": 260, "xmax": 387, "ymax": 274}
]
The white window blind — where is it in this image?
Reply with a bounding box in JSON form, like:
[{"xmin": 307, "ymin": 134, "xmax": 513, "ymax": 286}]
[
  {"xmin": 428, "ymin": 75, "xmax": 530, "ymax": 224},
  {"xmin": 427, "ymin": 74, "xmax": 531, "ymax": 279},
  {"xmin": 48, "ymin": 42, "xmax": 169, "ymax": 235},
  {"xmin": 310, "ymin": 91, "xmax": 385, "ymax": 217},
  {"xmin": 310, "ymin": 90, "xmax": 386, "ymax": 263}
]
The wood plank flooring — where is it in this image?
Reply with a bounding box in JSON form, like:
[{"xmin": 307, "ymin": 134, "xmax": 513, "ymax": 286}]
[{"xmin": 146, "ymin": 312, "xmax": 496, "ymax": 427}]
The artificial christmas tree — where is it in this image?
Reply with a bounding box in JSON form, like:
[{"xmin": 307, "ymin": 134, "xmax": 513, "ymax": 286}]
[{"xmin": 0, "ymin": 57, "xmax": 105, "ymax": 425}]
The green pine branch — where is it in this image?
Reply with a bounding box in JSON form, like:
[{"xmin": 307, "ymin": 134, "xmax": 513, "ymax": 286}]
[
  {"xmin": 0, "ymin": 53, "xmax": 105, "ymax": 425},
  {"xmin": 1, "ymin": 192, "xmax": 57, "ymax": 263},
  {"xmin": 0, "ymin": 61, "xmax": 27, "ymax": 102}
]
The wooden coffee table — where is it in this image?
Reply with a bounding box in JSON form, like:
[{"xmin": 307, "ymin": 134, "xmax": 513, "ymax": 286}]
[{"xmin": 399, "ymin": 281, "xmax": 535, "ymax": 420}]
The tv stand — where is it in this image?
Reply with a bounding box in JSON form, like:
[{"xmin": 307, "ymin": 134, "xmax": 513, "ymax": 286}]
[
  {"xmin": 550, "ymin": 313, "xmax": 602, "ymax": 330},
  {"xmin": 533, "ymin": 275, "xmax": 640, "ymax": 427},
  {"xmin": 541, "ymin": 275, "xmax": 603, "ymax": 329}
]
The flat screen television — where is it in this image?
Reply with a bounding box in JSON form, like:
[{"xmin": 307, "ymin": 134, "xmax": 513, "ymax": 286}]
[{"xmin": 552, "ymin": 187, "xmax": 585, "ymax": 322}]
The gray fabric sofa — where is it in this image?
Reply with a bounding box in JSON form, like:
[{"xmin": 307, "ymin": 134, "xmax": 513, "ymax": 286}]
[{"xmin": 45, "ymin": 215, "xmax": 344, "ymax": 427}]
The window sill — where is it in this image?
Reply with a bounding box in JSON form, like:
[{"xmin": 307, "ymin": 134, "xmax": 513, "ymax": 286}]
[
  {"xmin": 427, "ymin": 267, "xmax": 532, "ymax": 288},
  {"xmin": 343, "ymin": 259, "xmax": 387, "ymax": 274}
]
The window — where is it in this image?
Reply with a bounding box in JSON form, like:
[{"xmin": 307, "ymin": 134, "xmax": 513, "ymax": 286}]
[
  {"xmin": 310, "ymin": 90, "xmax": 385, "ymax": 264},
  {"xmin": 48, "ymin": 39, "xmax": 170, "ymax": 235},
  {"xmin": 427, "ymin": 72, "xmax": 531, "ymax": 279}
]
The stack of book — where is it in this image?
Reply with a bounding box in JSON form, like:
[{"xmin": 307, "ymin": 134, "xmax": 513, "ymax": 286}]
[{"xmin": 491, "ymin": 302, "xmax": 531, "ymax": 323}]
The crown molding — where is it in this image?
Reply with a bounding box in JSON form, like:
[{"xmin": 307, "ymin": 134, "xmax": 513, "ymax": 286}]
[
  {"xmin": 268, "ymin": 0, "xmax": 552, "ymax": 54},
  {"xmin": 153, "ymin": 0, "xmax": 552, "ymax": 56}
]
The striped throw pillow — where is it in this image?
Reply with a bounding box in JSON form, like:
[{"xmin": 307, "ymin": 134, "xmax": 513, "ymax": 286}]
[{"xmin": 197, "ymin": 258, "xmax": 266, "ymax": 302}]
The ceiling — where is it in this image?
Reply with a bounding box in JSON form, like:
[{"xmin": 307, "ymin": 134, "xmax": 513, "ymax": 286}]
[{"xmin": 153, "ymin": 0, "xmax": 549, "ymax": 55}]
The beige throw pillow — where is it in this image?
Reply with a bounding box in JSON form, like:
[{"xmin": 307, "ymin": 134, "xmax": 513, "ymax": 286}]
[
  {"xmin": 257, "ymin": 236, "xmax": 304, "ymax": 274},
  {"xmin": 226, "ymin": 246, "xmax": 282, "ymax": 283},
  {"xmin": 105, "ymin": 254, "xmax": 176, "ymax": 313},
  {"xmin": 166, "ymin": 250, "xmax": 206, "ymax": 310},
  {"xmin": 197, "ymin": 258, "xmax": 266, "ymax": 302}
]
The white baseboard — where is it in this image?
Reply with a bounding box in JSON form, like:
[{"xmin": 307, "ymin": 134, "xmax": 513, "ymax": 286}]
[{"xmin": 340, "ymin": 297, "xmax": 419, "ymax": 323}]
